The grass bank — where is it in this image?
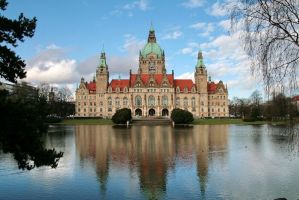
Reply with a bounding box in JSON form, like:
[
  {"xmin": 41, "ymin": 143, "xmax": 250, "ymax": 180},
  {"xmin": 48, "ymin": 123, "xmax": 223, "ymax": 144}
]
[
  {"xmin": 192, "ymin": 118, "xmax": 297, "ymax": 125},
  {"xmin": 57, "ymin": 119, "xmax": 113, "ymax": 125}
]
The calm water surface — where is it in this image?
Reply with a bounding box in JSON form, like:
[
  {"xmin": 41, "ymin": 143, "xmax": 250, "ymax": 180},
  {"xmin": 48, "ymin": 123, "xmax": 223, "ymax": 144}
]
[{"xmin": 0, "ymin": 125, "xmax": 299, "ymax": 200}]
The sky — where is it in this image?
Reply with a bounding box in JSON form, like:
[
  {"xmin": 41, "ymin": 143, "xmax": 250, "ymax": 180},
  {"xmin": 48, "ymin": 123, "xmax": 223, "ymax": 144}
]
[{"xmin": 3, "ymin": 0, "xmax": 263, "ymax": 99}]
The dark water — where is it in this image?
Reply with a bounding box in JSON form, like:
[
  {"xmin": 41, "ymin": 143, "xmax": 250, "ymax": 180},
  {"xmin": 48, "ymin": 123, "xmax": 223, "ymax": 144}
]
[{"xmin": 0, "ymin": 125, "xmax": 299, "ymax": 200}]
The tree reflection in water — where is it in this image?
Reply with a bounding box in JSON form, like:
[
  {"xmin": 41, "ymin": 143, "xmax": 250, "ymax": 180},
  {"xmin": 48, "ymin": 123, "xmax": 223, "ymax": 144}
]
[
  {"xmin": 0, "ymin": 90, "xmax": 63, "ymax": 170},
  {"xmin": 75, "ymin": 125, "xmax": 229, "ymax": 199}
]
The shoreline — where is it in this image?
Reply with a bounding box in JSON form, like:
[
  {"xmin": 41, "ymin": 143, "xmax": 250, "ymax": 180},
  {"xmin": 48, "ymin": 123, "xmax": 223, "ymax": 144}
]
[{"xmin": 52, "ymin": 118, "xmax": 298, "ymax": 126}]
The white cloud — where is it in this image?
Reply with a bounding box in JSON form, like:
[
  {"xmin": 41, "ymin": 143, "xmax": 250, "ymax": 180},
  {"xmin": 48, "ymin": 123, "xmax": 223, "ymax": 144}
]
[
  {"xmin": 182, "ymin": 0, "xmax": 205, "ymax": 8},
  {"xmin": 190, "ymin": 22, "xmax": 215, "ymax": 37},
  {"xmin": 123, "ymin": 0, "xmax": 150, "ymax": 11},
  {"xmin": 162, "ymin": 31, "xmax": 183, "ymax": 40},
  {"xmin": 26, "ymin": 59, "xmax": 77, "ymax": 84},
  {"xmin": 179, "ymin": 42, "xmax": 200, "ymax": 55},
  {"xmin": 209, "ymin": 1, "xmax": 228, "ymax": 16},
  {"xmin": 176, "ymin": 72, "xmax": 195, "ymax": 81}
]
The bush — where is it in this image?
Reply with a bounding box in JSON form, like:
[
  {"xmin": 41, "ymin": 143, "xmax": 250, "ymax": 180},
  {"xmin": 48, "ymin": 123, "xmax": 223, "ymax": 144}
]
[
  {"xmin": 242, "ymin": 117, "xmax": 256, "ymax": 122},
  {"xmin": 171, "ymin": 108, "xmax": 194, "ymax": 124},
  {"xmin": 112, "ymin": 108, "xmax": 132, "ymax": 124}
]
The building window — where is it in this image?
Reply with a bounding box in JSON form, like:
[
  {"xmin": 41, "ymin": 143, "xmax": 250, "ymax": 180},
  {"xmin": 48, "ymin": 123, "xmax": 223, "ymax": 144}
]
[
  {"xmin": 108, "ymin": 108, "xmax": 112, "ymax": 112},
  {"xmin": 149, "ymin": 81, "xmax": 154, "ymax": 87},
  {"xmin": 100, "ymin": 101, "xmax": 103, "ymax": 106},
  {"xmin": 123, "ymin": 97, "xmax": 128, "ymax": 106},
  {"xmin": 176, "ymin": 97, "xmax": 180, "ymax": 107},
  {"xmin": 135, "ymin": 95, "xmax": 142, "ymax": 106},
  {"xmin": 78, "ymin": 108, "xmax": 80, "ymax": 112},
  {"xmin": 184, "ymin": 87, "xmax": 188, "ymax": 93},
  {"xmin": 116, "ymin": 87, "xmax": 120, "ymax": 93},
  {"xmin": 108, "ymin": 97, "xmax": 112, "ymax": 106},
  {"xmin": 191, "ymin": 97, "xmax": 195, "ymax": 110},
  {"xmin": 100, "ymin": 108, "xmax": 102, "ymax": 112},
  {"xmin": 184, "ymin": 97, "xmax": 188, "ymax": 108},
  {"xmin": 162, "ymin": 95, "xmax": 168, "ymax": 106},
  {"xmin": 176, "ymin": 87, "xmax": 180, "ymax": 93},
  {"xmin": 148, "ymin": 95, "xmax": 155, "ymax": 106},
  {"xmin": 115, "ymin": 97, "xmax": 120, "ymax": 108}
]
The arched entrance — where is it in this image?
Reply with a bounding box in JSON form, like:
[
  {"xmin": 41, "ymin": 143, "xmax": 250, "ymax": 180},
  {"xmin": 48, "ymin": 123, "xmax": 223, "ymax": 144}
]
[
  {"xmin": 162, "ymin": 109, "xmax": 169, "ymax": 117},
  {"xmin": 148, "ymin": 109, "xmax": 155, "ymax": 116},
  {"xmin": 135, "ymin": 108, "xmax": 142, "ymax": 116}
]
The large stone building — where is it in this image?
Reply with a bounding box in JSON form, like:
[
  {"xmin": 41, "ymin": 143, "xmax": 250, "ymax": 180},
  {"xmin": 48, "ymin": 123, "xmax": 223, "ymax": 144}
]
[{"xmin": 75, "ymin": 27, "xmax": 229, "ymax": 118}]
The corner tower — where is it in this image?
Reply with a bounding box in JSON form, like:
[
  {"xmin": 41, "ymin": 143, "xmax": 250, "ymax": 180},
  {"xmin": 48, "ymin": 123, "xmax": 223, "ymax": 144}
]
[
  {"xmin": 96, "ymin": 49, "xmax": 109, "ymax": 93},
  {"xmin": 194, "ymin": 50, "xmax": 207, "ymax": 93},
  {"xmin": 138, "ymin": 25, "xmax": 166, "ymax": 74}
]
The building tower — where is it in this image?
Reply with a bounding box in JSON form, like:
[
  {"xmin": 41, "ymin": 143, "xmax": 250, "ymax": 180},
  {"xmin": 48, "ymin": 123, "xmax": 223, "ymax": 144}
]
[
  {"xmin": 139, "ymin": 24, "xmax": 166, "ymax": 74},
  {"xmin": 194, "ymin": 50, "xmax": 207, "ymax": 93},
  {"xmin": 194, "ymin": 50, "xmax": 208, "ymax": 117},
  {"xmin": 96, "ymin": 49, "xmax": 109, "ymax": 93}
]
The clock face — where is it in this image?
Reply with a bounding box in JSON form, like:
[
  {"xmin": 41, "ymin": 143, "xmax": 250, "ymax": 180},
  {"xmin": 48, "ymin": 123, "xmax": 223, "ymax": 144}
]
[{"xmin": 149, "ymin": 61, "xmax": 156, "ymax": 72}]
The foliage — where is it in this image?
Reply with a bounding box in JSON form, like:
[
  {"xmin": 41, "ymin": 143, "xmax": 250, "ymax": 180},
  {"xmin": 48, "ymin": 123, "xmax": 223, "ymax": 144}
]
[
  {"xmin": 37, "ymin": 83, "xmax": 75, "ymax": 118},
  {"xmin": 230, "ymin": 0, "xmax": 299, "ymax": 93},
  {"xmin": 112, "ymin": 108, "xmax": 132, "ymax": 124},
  {"xmin": 171, "ymin": 108, "xmax": 194, "ymax": 124},
  {"xmin": 0, "ymin": 0, "xmax": 37, "ymax": 83},
  {"xmin": 47, "ymin": 101, "xmax": 75, "ymax": 118},
  {"xmin": 0, "ymin": 84, "xmax": 63, "ymax": 170}
]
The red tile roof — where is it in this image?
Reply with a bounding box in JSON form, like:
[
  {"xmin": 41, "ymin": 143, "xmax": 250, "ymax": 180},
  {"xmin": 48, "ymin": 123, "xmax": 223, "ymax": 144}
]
[
  {"xmin": 130, "ymin": 73, "xmax": 174, "ymax": 86},
  {"xmin": 208, "ymin": 82, "xmax": 217, "ymax": 93},
  {"xmin": 87, "ymin": 82, "xmax": 96, "ymax": 91},
  {"xmin": 173, "ymin": 79, "xmax": 195, "ymax": 91},
  {"xmin": 292, "ymin": 95, "xmax": 299, "ymax": 101},
  {"xmin": 109, "ymin": 79, "xmax": 130, "ymax": 91}
]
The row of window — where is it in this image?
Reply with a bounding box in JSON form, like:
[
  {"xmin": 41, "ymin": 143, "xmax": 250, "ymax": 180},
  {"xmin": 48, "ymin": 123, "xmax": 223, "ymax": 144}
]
[
  {"xmin": 208, "ymin": 95, "xmax": 226, "ymax": 100},
  {"xmin": 208, "ymin": 102, "xmax": 226, "ymax": 106},
  {"xmin": 77, "ymin": 107, "xmax": 226, "ymax": 114}
]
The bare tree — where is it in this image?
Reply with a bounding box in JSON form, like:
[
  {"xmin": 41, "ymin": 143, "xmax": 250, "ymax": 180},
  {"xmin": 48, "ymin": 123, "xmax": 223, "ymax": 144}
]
[{"xmin": 230, "ymin": 0, "xmax": 299, "ymax": 94}]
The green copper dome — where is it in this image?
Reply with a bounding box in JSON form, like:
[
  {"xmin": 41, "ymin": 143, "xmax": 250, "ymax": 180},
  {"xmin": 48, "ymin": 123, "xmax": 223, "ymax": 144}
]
[{"xmin": 141, "ymin": 42, "xmax": 163, "ymax": 58}]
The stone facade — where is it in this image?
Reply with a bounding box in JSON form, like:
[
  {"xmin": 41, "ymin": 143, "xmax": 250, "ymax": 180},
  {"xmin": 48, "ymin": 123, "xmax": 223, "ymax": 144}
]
[{"xmin": 75, "ymin": 27, "xmax": 229, "ymax": 118}]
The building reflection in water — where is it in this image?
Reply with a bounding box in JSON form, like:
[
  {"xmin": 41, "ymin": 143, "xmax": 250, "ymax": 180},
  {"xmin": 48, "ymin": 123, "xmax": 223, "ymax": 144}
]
[{"xmin": 75, "ymin": 125, "xmax": 228, "ymax": 198}]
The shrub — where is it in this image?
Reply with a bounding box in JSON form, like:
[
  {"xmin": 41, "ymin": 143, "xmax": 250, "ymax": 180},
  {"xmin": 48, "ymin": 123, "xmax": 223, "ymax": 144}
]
[
  {"xmin": 171, "ymin": 108, "xmax": 194, "ymax": 124},
  {"xmin": 112, "ymin": 108, "xmax": 132, "ymax": 124},
  {"xmin": 243, "ymin": 117, "xmax": 256, "ymax": 122}
]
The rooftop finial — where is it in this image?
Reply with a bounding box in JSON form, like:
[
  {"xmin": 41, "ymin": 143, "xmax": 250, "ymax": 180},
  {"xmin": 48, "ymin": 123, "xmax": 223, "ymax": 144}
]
[
  {"xmin": 196, "ymin": 49, "xmax": 204, "ymax": 68},
  {"xmin": 148, "ymin": 22, "xmax": 156, "ymax": 43},
  {"xmin": 150, "ymin": 21, "xmax": 154, "ymax": 31},
  {"xmin": 101, "ymin": 44, "xmax": 105, "ymax": 53}
]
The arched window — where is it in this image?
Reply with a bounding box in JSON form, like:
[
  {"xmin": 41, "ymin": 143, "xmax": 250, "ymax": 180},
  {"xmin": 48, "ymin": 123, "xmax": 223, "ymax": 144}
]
[
  {"xmin": 135, "ymin": 95, "xmax": 142, "ymax": 106},
  {"xmin": 184, "ymin": 87, "xmax": 188, "ymax": 93},
  {"xmin": 123, "ymin": 97, "xmax": 128, "ymax": 106},
  {"xmin": 149, "ymin": 81, "xmax": 154, "ymax": 87},
  {"xmin": 176, "ymin": 97, "xmax": 180, "ymax": 107},
  {"xmin": 108, "ymin": 87, "xmax": 112, "ymax": 93},
  {"xmin": 116, "ymin": 87, "xmax": 120, "ymax": 93},
  {"xmin": 108, "ymin": 97, "xmax": 112, "ymax": 106},
  {"xmin": 183, "ymin": 97, "xmax": 188, "ymax": 107},
  {"xmin": 192, "ymin": 87, "xmax": 196, "ymax": 93},
  {"xmin": 162, "ymin": 95, "xmax": 168, "ymax": 106},
  {"xmin": 123, "ymin": 87, "xmax": 128, "ymax": 93},
  {"xmin": 191, "ymin": 97, "xmax": 196, "ymax": 111},
  {"xmin": 148, "ymin": 95, "xmax": 155, "ymax": 106},
  {"xmin": 176, "ymin": 87, "xmax": 180, "ymax": 93},
  {"xmin": 115, "ymin": 97, "xmax": 120, "ymax": 108},
  {"xmin": 191, "ymin": 97, "xmax": 195, "ymax": 108}
]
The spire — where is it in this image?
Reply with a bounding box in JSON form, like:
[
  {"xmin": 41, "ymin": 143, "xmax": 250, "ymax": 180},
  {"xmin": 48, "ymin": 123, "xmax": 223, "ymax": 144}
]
[
  {"xmin": 148, "ymin": 22, "xmax": 156, "ymax": 43},
  {"xmin": 99, "ymin": 47, "xmax": 107, "ymax": 68},
  {"xmin": 196, "ymin": 49, "xmax": 205, "ymax": 68}
]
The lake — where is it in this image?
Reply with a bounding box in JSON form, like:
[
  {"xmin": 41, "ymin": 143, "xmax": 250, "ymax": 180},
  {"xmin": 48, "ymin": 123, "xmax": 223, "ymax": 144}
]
[{"xmin": 0, "ymin": 125, "xmax": 299, "ymax": 200}]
